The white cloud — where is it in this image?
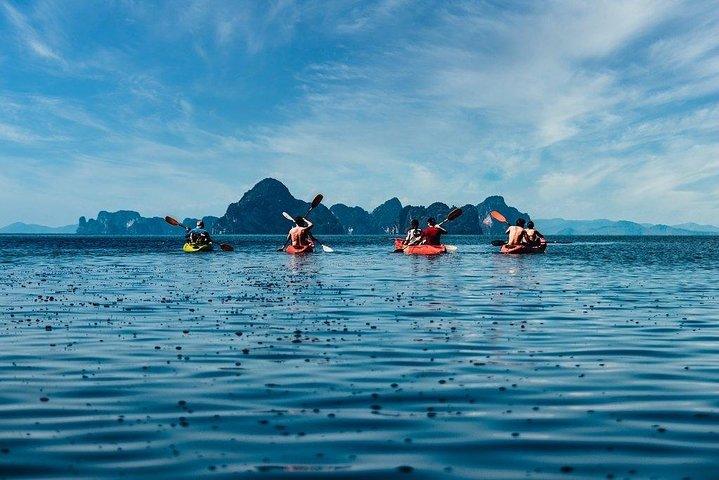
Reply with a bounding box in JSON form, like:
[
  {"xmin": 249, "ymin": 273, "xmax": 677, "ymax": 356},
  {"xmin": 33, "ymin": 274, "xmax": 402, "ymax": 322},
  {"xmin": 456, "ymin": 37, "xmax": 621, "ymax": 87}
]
[
  {"xmin": 1, "ymin": 2, "xmax": 63, "ymax": 62},
  {"xmin": 0, "ymin": 122, "xmax": 40, "ymax": 143}
]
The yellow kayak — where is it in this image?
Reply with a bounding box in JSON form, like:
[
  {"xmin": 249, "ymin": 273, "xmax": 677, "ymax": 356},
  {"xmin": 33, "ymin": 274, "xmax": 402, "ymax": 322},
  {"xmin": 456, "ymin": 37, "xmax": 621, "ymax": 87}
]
[{"xmin": 183, "ymin": 242, "xmax": 214, "ymax": 253}]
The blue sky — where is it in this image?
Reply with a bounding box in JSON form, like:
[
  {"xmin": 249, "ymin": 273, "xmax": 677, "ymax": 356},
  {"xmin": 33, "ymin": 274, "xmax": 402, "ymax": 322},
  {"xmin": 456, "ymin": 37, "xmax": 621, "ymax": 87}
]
[{"xmin": 1, "ymin": 0, "xmax": 718, "ymax": 226}]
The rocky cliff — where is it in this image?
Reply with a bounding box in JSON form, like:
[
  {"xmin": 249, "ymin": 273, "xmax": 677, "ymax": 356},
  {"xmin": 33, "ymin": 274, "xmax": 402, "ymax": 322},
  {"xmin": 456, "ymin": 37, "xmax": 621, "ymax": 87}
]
[
  {"xmin": 476, "ymin": 196, "xmax": 532, "ymax": 236},
  {"xmin": 213, "ymin": 178, "xmax": 344, "ymax": 235},
  {"xmin": 329, "ymin": 204, "xmax": 383, "ymax": 234},
  {"xmin": 77, "ymin": 211, "xmax": 177, "ymax": 235},
  {"xmin": 371, "ymin": 197, "xmax": 403, "ymax": 234}
]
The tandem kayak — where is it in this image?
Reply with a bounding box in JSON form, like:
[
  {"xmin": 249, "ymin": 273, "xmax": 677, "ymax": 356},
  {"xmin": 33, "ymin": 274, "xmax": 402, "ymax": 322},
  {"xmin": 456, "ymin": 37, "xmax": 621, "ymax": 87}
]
[
  {"xmin": 404, "ymin": 244, "xmax": 447, "ymax": 255},
  {"xmin": 285, "ymin": 244, "xmax": 314, "ymax": 254},
  {"xmin": 183, "ymin": 242, "xmax": 214, "ymax": 253},
  {"xmin": 500, "ymin": 239, "xmax": 547, "ymax": 254}
]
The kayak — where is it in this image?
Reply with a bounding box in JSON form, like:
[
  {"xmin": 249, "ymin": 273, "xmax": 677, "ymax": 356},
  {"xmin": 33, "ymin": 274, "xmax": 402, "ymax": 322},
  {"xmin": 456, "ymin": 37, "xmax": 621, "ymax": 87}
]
[
  {"xmin": 183, "ymin": 242, "xmax": 214, "ymax": 253},
  {"xmin": 285, "ymin": 244, "xmax": 314, "ymax": 254},
  {"xmin": 500, "ymin": 239, "xmax": 547, "ymax": 255},
  {"xmin": 404, "ymin": 244, "xmax": 447, "ymax": 255},
  {"xmin": 393, "ymin": 238, "xmax": 405, "ymax": 252}
]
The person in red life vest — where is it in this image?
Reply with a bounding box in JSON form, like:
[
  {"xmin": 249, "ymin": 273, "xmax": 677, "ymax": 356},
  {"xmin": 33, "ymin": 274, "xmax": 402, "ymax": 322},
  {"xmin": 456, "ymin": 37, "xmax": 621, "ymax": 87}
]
[{"xmin": 421, "ymin": 217, "xmax": 446, "ymax": 246}]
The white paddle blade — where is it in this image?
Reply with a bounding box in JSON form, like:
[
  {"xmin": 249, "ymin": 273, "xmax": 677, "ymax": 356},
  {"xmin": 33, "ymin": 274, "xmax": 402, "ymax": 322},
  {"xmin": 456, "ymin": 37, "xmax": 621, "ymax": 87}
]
[
  {"xmin": 321, "ymin": 244, "xmax": 334, "ymax": 253},
  {"xmin": 445, "ymin": 245, "xmax": 458, "ymax": 253},
  {"xmin": 282, "ymin": 212, "xmax": 294, "ymax": 221}
]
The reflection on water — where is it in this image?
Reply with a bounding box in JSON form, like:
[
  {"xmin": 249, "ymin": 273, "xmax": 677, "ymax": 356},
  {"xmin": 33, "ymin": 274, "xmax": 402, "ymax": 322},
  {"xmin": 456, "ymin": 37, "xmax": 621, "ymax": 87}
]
[{"xmin": 1, "ymin": 235, "xmax": 718, "ymax": 479}]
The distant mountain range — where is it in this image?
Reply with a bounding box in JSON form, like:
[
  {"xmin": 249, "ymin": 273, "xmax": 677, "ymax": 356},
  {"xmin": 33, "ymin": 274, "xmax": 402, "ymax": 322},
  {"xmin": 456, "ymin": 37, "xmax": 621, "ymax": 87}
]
[
  {"xmin": 76, "ymin": 211, "xmax": 219, "ymax": 236},
  {"xmin": 28, "ymin": 178, "xmax": 529, "ymax": 236},
  {"xmin": 536, "ymin": 218, "xmax": 719, "ymax": 236},
  {"xmin": 0, "ymin": 222, "xmax": 76, "ymax": 234},
  {"xmin": 3, "ymin": 179, "xmax": 717, "ymax": 236}
]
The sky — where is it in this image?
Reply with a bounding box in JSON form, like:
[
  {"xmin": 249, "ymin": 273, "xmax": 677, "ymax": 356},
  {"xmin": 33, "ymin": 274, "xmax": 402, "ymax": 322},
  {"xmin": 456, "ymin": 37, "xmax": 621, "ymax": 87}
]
[{"xmin": 1, "ymin": 0, "xmax": 718, "ymax": 226}]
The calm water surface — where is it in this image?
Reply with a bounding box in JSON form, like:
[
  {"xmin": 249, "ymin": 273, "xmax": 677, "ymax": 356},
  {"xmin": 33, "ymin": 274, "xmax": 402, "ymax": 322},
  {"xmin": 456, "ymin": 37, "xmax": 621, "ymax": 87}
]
[{"xmin": 1, "ymin": 235, "xmax": 718, "ymax": 479}]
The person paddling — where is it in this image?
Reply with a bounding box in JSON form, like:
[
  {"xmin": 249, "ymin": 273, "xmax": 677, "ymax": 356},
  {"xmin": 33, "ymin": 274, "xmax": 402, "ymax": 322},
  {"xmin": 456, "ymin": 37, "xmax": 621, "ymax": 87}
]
[
  {"xmin": 524, "ymin": 221, "xmax": 544, "ymax": 247},
  {"xmin": 421, "ymin": 217, "xmax": 446, "ymax": 246},
  {"xmin": 186, "ymin": 220, "xmax": 212, "ymax": 245},
  {"xmin": 286, "ymin": 216, "xmax": 314, "ymax": 251},
  {"xmin": 403, "ymin": 219, "xmax": 422, "ymax": 246},
  {"xmin": 506, "ymin": 218, "xmax": 528, "ymax": 246}
]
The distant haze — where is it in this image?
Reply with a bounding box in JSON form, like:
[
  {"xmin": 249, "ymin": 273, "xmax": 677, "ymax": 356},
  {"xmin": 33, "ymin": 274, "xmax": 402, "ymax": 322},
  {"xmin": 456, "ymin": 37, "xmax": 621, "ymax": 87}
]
[{"xmin": 0, "ymin": 1, "xmax": 717, "ymax": 226}]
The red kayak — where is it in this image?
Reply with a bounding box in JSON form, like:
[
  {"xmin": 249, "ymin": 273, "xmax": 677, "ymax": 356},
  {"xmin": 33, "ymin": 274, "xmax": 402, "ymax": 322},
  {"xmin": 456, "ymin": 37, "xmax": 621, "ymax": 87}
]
[
  {"xmin": 404, "ymin": 244, "xmax": 447, "ymax": 255},
  {"xmin": 285, "ymin": 244, "xmax": 314, "ymax": 254},
  {"xmin": 393, "ymin": 238, "xmax": 405, "ymax": 252},
  {"xmin": 500, "ymin": 239, "xmax": 547, "ymax": 254}
]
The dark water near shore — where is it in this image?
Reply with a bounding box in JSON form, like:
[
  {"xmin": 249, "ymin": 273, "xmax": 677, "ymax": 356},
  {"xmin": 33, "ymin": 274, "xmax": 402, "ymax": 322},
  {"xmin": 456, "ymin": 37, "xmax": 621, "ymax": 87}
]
[{"xmin": 1, "ymin": 235, "xmax": 718, "ymax": 479}]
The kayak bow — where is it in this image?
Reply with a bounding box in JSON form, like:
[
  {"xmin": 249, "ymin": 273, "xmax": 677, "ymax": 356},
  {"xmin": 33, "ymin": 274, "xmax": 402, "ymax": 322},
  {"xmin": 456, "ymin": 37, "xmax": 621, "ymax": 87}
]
[
  {"xmin": 500, "ymin": 239, "xmax": 547, "ymax": 254},
  {"xmin": 183, "ymin": 242, "xmax": 214, "ymax": 253},
  {"xmin": 285, "ymin": 244, "xmax": 314, "ymax": 255},
  {"xmin": 404, "ymin": 244, "xmax": 447, "ymax": 255}
]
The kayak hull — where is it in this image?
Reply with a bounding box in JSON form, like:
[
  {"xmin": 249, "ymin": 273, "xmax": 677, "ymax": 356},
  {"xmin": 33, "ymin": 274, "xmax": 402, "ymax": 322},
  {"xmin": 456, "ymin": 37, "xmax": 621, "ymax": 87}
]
[
  {"xmin": 500, "ymin": 240, "xmax": 547, "ymax": 255},
  {"xmin": 286, "ymin": 244, "xmax": 314, "ymax": 254},
  {"xmin": 393, "ymin": 238, "xmax": 405, "ymax": 252},
  {"xmin": 183, "ymin": 242, "xmax": 214, "ymax": 253},
  {"xmin": 404, "ymin": 244, "xmax": 447, "ymax": 255}
]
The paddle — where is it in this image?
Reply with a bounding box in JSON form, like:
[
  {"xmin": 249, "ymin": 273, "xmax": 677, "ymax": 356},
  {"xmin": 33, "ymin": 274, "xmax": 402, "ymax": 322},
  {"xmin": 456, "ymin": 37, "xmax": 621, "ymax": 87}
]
[
  {"xmin": 307, "ymin": 194, "xmax": 323, "ymax": 216},
  {"xmin": 489, "ymin": 210, "xmax": 508, "ymax": 224},
  {"xmin": 164, "ymin": 216, "xmax": 233, "ymax": 252},
  {"xmin": 438, "ymin": 208, "xmax": 463, "ymax": 226},
  {"xmin": 165, "ymin": 215, "xmax": 189, "ymax": 230},
  {"xmin": 487, "ymin": 211, "xmax": 510, "ymax": 246},
  {"xmin": 434, "ymin": 208, "xmax": 463, "ymax": 252}
]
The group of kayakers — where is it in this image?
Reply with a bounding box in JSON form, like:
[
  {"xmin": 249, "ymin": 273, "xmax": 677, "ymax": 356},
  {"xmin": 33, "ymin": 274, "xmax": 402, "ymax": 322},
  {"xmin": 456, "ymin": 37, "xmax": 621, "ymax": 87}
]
[{"xmin": 169, "ymin": 196, "xmax": 546, "ymax": 255}]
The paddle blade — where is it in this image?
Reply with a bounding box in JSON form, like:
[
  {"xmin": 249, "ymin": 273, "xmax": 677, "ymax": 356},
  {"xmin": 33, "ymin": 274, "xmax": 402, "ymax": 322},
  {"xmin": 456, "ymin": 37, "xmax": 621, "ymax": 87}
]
[
  {"xmin": 446, "ymin": 208, "xmax": 463, "ymax": 222},
  {"xmin": 490, "ymin": 210, "xmax": 508, "ymax": 223},
  {"xmin": 321, "ymin": 244, "xmax": 334, "ymax": 253},
  {"xmin": 444, "ymin": 245, "xmax": 458, "ymax": 253},
  {"xmin": 220, "ymin": 243, "xmax": 234, "ymax": 252},
  {"xmin": 491, "ymin": 240, "xmax": 506, "ymax": 246},
  {"xmin": 165, "ymin": 216, "xmax": 181, "ymax": 227},
  {"xmin": 282, "ymin": 212, "xmax": 294, "ymax": 222},
  {"xmin": 310, "ymin": 194, "xmax": 323, "ymax": 209}
]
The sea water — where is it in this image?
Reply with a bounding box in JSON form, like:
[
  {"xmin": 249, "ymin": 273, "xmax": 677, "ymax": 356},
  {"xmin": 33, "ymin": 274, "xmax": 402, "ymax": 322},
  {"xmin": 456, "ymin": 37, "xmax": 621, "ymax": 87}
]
[{"xmin": 0, "ymin": 235, "xmax": 718, "ymax": 479}]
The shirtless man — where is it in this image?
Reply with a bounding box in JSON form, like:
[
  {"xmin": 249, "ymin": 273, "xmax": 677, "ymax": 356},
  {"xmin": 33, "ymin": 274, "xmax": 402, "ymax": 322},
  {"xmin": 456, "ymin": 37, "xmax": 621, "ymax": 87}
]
[
  {"xmin": 524, "ymin": 221, "xmax": 544, "ymax": 247},
  {"xmin": 287, "ymin": 216, "xmax": 314, "ymax": 249},
  {"xmin": 506, "ymin": 218, "xmax": 528, "ymax": 246}
]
